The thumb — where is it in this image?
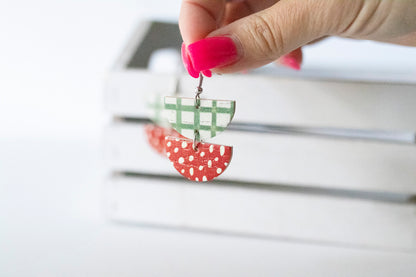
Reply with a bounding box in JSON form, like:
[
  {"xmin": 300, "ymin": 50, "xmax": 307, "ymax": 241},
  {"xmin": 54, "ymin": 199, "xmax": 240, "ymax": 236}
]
[{"xmin": 184, "ymin": 0, "xmax": 344, "ymax": 75}]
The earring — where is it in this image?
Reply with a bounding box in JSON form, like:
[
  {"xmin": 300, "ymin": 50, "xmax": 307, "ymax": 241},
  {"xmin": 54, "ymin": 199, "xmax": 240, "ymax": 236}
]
[
  {"xmin": 144, "ymin": 77, "xmax": 183, "ymax": 156},
  {"xmin": 164, "ymin": 74, "xmax": 235, "ymax": 182}
]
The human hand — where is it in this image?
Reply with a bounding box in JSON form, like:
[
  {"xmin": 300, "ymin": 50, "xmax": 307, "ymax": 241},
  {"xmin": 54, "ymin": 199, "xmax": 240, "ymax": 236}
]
[{"xmin": 179, "ymin": 0, "xmax": 416, "ymax": 77}]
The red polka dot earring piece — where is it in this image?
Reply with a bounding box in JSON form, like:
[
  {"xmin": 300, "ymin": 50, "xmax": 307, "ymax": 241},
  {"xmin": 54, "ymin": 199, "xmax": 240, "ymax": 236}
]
[
  {"xmin": 164, "ymin": 73, "xmax": 235, "ymax": 182},
  {"xmin": 144, "ymin": 125, "xmax": 182, "ymax": 155},
  {"xmin": 144, "ymin": 78, "xmax": 184, "ymax": 156},
  {"xmin": 165, "ymin": 137, "xmax": 232, "ymax": 182}
]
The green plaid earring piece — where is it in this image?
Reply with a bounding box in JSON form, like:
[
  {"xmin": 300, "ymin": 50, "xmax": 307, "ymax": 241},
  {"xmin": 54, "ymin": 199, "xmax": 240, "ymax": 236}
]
[
  {"xmin": 164, "ymin": 96, "xmax": 235, "ymax": 141},
  {"xmin": 164, "ymin": 74, "xmax": 235, "ymax": 182}
]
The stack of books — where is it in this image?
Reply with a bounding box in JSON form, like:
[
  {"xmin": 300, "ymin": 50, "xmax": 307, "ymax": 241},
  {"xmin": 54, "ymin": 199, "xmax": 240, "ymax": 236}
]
[{"xmin": 103, "ymin": 21, "xmax": 416, "ymax": 252}]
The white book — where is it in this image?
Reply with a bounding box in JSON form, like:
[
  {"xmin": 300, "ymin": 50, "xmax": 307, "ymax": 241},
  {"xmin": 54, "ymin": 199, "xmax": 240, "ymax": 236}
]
[
  {"xmin": 104, "ymin": 122, "xmax": 416, "ymax": 194},
  {"xmin": 105, "ymin": 175, "xmax": 416, "ymax": 251}
]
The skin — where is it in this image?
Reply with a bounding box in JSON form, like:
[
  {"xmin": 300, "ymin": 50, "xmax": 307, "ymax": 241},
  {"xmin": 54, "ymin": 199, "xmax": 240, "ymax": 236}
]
[{"xmin": 179, "ymin": 0, "xmax": 416, "ymax": 73}]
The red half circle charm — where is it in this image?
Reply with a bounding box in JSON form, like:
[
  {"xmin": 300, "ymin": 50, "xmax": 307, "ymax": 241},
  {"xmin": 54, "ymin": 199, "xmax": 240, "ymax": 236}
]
[
  {"xmin": 165, "ymin": 136, "xmax": 232, "ymax": 182},
  {"xmin": 145, "ymin": 125, "xmax": 183, "ymax": 156}
]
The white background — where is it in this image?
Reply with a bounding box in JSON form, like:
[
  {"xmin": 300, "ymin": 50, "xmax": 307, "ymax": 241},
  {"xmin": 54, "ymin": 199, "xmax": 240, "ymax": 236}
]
[{"xmin": 1, "ymin": 1, "xmax": 416, "ymax": 276}]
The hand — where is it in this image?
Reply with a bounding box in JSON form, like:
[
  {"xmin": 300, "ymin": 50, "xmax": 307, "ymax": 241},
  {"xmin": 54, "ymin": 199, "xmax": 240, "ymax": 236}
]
[{"xmin": 179, "ymin": 0, "xmax": 416, "ymax": 77}]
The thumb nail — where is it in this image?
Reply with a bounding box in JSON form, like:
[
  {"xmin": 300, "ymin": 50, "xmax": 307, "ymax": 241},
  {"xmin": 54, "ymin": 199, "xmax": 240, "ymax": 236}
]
[
  {"xmin": 187, "ymin": 37, "xmax": 239, "ymax": 72},
  {"xmin": 181, "ymin": 43, "xmax": 200, "ymax": 78}
]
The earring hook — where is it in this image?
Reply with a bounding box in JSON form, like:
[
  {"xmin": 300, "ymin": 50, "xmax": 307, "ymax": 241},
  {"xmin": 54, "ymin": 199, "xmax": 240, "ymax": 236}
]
[
  {"xmin": 193, "ymin": 73, "xmax": 204, "ymax": 150},
  {"xmin": 194, "ymin": 73, "xmax": 204, "ymax": 108}
]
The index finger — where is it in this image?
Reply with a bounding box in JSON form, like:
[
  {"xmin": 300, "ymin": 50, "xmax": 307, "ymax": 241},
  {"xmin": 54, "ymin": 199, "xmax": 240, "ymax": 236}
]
[{"xmin": 179, "ymin": 0, "xmax": 226, "ymax": 44}]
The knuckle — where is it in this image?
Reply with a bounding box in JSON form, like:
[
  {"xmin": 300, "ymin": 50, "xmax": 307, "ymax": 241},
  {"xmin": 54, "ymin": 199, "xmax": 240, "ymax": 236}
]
[{"xmin": 245, "ymin": 14, "xmax": 284, "ymax": 60}]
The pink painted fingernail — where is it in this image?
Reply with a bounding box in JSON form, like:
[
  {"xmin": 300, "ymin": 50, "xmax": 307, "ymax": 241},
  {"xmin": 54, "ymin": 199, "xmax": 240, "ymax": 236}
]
[
  {"xmin": 182, "ymin": 43, "xmax": 200, "ymax": 78},
  {"xmin": 187, "ymin": 37, "xmax": 239, "ymax": 73},
  {"xmin": 280, "ymin": 55, "xmax": 301, "ymax": 71},
  {"xmin": 202, "ymin": 70, "xmax": 212, "ymax": 77}
]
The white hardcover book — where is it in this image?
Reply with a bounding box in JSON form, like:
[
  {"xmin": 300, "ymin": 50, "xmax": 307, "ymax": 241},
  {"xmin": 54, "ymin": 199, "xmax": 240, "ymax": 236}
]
[
  {"xmin": 104, "ymin": 122, "xmax": 416, "ymax": 194},
  {"xmin": 105, "ymin": 175, "xmax": 416, "ymax": 251}
]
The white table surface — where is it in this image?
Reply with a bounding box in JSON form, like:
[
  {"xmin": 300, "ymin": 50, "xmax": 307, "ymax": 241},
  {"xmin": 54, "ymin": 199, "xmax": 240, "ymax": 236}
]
[{"xmin": 1, "ymin": 1, "xmax": 416, "ymax": 276}]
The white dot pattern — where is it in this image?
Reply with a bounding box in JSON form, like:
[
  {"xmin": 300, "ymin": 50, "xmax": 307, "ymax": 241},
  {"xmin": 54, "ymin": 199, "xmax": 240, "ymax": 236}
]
[
  {"xmin": 165, "ymin": 137, "xmax": 232, "ymax": 182},
  {"xmin": 220, "ymin": 146, "xmax": 225, "ymax": 156}
]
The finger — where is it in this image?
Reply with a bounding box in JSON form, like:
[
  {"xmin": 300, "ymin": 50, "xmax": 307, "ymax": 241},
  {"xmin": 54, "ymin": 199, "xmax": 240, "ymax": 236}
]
[
  {"xmin": 179, "ymin": 0, "xmax": 228, "ymax": 77},
  {"xmin": 222, "ymin": 0, "xmax": 278, "ymax": 25},
  {"xmin": 222, "ymin": 1, "xmax": 252, "ymax": 26},
  {"xmin": 276, "ymin": 36, "xmax": 330, "ymax": 70},
  {"xmin": 308, "ymin": 36, "xmax": 328, "ymax": 45},
  {"xmin": 276, "ymin": 47, "xmax": 303, "ymax": 70},
  {"xmin": 179, "ymin": 0, "xmax": 280, "ymax": 77},
  {"xmin": 374, "ymin": 33, "xmax": 416, "ymax": 47},
  {"xmin": 179, "ymin": 0, "xmax": 226, "ymax": 44},
  {"xmin": 185, "ymin": 0, "xmax": 341, "ymax": 74},
  {"xmin": 244, "ymin": 0, "xmax": 280, "ymax": 13},
  {"xmin": 210, "ymin": 0, "xmax": 335, "ymax": 73}
]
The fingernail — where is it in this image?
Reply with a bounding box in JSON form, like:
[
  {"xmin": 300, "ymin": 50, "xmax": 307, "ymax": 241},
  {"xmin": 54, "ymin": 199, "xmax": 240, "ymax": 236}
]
[
  {"xmin": 202, "ymin": 70, "xmax": 212, "ymax": 77},
  {"xmin": 187, "ymin": 37, "xmax": 239, "ymax": 73},
  {"xmin": 181, "ymin": 43, "xmax": 200, "ymax": 78},
  {"xmin": 279, "ymin": 55, "xmax": 301, "ymax": 71}
]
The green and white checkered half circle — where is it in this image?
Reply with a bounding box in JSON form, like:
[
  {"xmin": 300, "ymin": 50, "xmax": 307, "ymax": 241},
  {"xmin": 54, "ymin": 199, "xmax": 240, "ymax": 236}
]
[
  {"xmin": 164, "ymin": 96, "xmax": 236, "ymax": 140},
  {"xmin": 146, "ymin": 94, "xmax": 170, "ymax": 127}
]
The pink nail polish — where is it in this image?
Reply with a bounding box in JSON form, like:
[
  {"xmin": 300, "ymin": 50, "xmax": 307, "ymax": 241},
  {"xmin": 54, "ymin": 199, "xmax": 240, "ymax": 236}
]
[
  {"xmin": 181, "ymin": 43, "xmax": 200, "ymax": 78},
  {"xmin": 202, "ymin": 70, "xmax": 212, "ymax": 77},
  {"xmin": 187, "ymin": 37, "xmax": 239, "ymax": 72},
  {"xmin": 280, "ymin": 56, "xmax": 301, "ymax": 71}
]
